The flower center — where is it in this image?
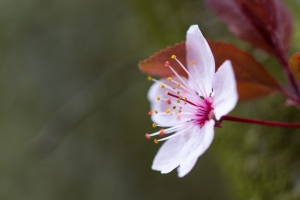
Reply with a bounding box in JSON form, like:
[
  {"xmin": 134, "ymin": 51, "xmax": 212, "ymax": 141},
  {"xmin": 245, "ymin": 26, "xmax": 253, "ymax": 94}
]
[
  {"xmin": 145, "ymin": 55, "xmax": 214, "ymax": 144},
  {"xmin": 194, "ymin": 97, "xmax": 214, "ymax": 127}
]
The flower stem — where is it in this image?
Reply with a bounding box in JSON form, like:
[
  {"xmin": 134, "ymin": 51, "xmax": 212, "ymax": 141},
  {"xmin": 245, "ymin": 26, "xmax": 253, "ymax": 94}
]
[{"xmin": 221, "ymin": 115, "xmax": 300, "ymax": 128}]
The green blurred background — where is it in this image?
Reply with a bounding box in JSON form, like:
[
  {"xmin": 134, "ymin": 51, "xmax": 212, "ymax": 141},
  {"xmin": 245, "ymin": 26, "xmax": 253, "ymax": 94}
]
[{"xmin": 0, "ymin": 0, "xmax": 300, "ymax": 199}]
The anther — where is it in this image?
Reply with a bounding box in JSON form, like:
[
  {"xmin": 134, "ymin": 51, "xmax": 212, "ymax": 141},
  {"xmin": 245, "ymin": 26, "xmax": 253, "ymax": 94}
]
[
  {"xmin": 177, "ymin": 99, "xmax": 180, "ymax": 103},
  {"xmin": 148, "ymin": 110, "xmax": 152, "ymax": 115},
  {"xmin": 157, "ymin": 96, "xmax": 160, "ymax": 100},
  {"xmin": 145, "ymin": 133, "xmax": 151, "ymax": 140},
  {"xmin": 167, "ymin": 77, "xmax": 172, "ymax": 81},
  {"xmin": 173, "ymin": 106, "xmax": 176, "ymax": 109},
  {"xmin": 190, "ymin": 60, "xmax": 196, "ymax": 65},
  {"xmin": 177, "ymin": 83, "xmax": 181, "ymax": 87},
  {"xmin": 160, "ymin": 84, "xmax": 165, "ymax": 88},
  {"xmin": 154, "ymin": 110, "xmax": 158, "ymax": 114},
  {"xmin": 177, "ymin": 91, "xmax": 180, "ymax": 94},
  {"xmin": 152, "ymin": 123, "xmax": 156, "ymax": 128},
  {"xmin": 165, "ymin": 61, "xmax": 170, "ymax": 67},
  {"xmin": 167, "ymin": 99, "xmax": 171, "ymax": 104},
  {"xmin": 147, "ymin": 76, "xmax": 152, "ymax": 81},
  {"xmin": 171, "ymin": 55, "xmax": 176, "ymax": 59},
  {"xmin": 166, "ymin": 108, "xmax": 171, "ymax": 114},
  {"xmin": 159, "ymin": 129, "xmax": 165, "ymax": 136},
  {"xmin": 165, "ymin": 91, "xmax": 169, "ymax": 95},
  {"xmin": 154, "ymin": 139, "xmax": 158, "ymax": 144}
]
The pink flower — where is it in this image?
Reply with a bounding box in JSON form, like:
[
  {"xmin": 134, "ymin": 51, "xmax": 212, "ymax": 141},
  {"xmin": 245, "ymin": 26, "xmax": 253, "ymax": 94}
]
[{"xmin": 146, "ymin": 25, "xmax": 238, "ymax": 177}]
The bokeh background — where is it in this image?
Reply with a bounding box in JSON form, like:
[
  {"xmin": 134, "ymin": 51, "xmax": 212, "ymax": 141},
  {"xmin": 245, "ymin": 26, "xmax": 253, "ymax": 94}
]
[{"xmin": 0, "ymin": 0, "xmax": 300, "ymax": 199}]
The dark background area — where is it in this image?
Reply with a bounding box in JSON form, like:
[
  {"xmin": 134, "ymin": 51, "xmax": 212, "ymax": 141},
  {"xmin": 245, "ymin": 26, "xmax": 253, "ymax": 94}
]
[{"xmin": 0, "ymin": 0, "xmax": 299, "ymax": 199}]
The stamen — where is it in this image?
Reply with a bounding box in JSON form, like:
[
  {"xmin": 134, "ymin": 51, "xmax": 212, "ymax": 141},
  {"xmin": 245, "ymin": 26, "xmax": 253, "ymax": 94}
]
[
  {"xmin": 154, "ymin": 110, "xmax": 158, "ymax": 114},
  {"xmin": 154, "ymin": 139, "xmax": 158, "ymax": 144},
  {"xmin": 174, "ymin": 57, "xmax": 207, "ymax": 97},
  {"xmin": 167, "ymin": 77, "xmax": 172, "ymax": 81},
  {"xmin": 159, "ymin": 129, "xmax": 165, "ymax": 136},
  {"xmin": 147, "ymin": 76, "xmax": 152, "ymax": 81},
  {"xmin": 167, "ymin": 92, "xmax": 197, "ymax": 106},
  {"xmin": 160, "ymin": 84, "xmax": 165, "ymax": 88},
  {"xmin": 145, "ymin": 133, "xmax": 151, "ymax": 139},
  {"xmin": 165, "ymin": 61, "xmax": 170, "ymax": 67},
  {"xmin": 152, "ymin": 123, "xmax": 156, "ymax": 128},
  {"xmin": 157, "ymin": 96, "xmax": 160, "ymax": 100},
  {"xmin": 166, "ymin": 108, "xmax": 171, "ymax": 114}
]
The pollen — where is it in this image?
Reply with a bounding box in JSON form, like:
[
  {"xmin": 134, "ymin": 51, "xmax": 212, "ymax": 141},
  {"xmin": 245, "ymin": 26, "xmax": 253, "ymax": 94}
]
[
  {"xmin": 154, "ymin": 139, "xmax": 158, "ymax": 144},
  {"xmin": 152, "ymin": 123, "xmax": 156, "ymax": 128},
  {"xmin": 159, "ymin": 129, "xmax": 165, "ymax": 136},
  {"xmin": 145, "ymin": 133, "xmax": 151, "ymax": 140},
  {"xmin": 160, "ymin": 84, "xmax": 165, "ymax": 88},
  {"xmin": 167, "ymin": 77, "xmax": 172, "ymax": 81},
  {"xmin": 165, "ymin": 61, "xmax": 170, "ymax": 67},
  {"xmin": 171, "ymin": 55, "xmax": 176, "ymax": 59},
  {"xmin": 147, "ymin": 76, "xmax": 152, "ymax": 81},
  {"xmin": 166, "ymin": 108, "xmax": 171, "ymax": 114},
  {"xmin": 157, "ymin": 96, "xmax": 161, "ymax": 100}
]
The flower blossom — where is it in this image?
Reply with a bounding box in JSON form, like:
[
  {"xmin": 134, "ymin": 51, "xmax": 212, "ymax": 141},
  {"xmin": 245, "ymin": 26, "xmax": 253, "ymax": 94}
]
[{"xmin": 145, "ymin": 25, "xmax": 238, "ymax": 177}]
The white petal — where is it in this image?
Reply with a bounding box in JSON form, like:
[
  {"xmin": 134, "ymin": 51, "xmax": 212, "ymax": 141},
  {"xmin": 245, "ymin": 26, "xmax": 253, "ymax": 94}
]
[
  {"xmin": 147, "ymin": 77, "xmax": 191, "ymax": 126},
  {"xmin": 151, "ymin": 133, "xmax": 186, "ymax": 173},
  {"xmin": 177, "ymin": 157, "xmax": 198, "ymax": 178},
  {"xmin": 212, "ymin": 60, "xmax": 238, "ymax": 120},
  {"xmin": 186, "ymin": 25, "xmax": 215, "ymax": 97},
  {"xmin": 177, "ymin": 120, "xmax": 215, "ymax": 177}
]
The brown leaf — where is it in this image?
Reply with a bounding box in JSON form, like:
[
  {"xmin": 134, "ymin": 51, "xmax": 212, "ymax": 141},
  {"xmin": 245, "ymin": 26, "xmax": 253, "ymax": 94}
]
[
  {"xmin": 206, "ymin": 0, "xmax": 293, "ymax": 55},
  {"xmin": 139, "ymin": 41, "xmax": 282, "ymax": 100},
  {"xmin": 289, "ymin": 53, "xmax": 300, "ymax": 85},
  {"xmin": 138, "ymin": 42, "xmax": 187, "ymax": 77},
  {"xmin": 209, "ymin": 41, "xmax": 282, "ymax": 100}
]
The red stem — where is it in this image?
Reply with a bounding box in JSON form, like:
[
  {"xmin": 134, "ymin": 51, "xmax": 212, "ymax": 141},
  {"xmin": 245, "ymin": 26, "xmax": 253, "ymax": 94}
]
[{"xmin": 221, "ymin": 115, "xmax": 300, "ymax": 128}]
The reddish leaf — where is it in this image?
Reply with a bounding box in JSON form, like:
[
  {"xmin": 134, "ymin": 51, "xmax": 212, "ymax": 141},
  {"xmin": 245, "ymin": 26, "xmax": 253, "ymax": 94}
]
[
  {"xmin": 289, "ymin": 53, "xmax": 300, "ymax": 85},
  {"xmin": 139, "ymin": 42, "xmax": 187, "ymax": 78},
  {"xmin": 139, "ymin": 41, "xmax": 282, "ymax": 100},
  {"xmin": 206, "ymin": 0, "xmax": 293, "ymax": 55}
]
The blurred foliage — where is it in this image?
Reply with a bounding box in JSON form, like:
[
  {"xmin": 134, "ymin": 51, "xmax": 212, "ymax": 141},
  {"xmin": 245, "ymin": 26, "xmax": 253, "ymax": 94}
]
[
  {"xmin": 0, "ymin": 0, "xmax": 232, "ymax": 199},
  {"xmin": 0, "ymin": 0, "xmax": 299, "ymax": 199}
]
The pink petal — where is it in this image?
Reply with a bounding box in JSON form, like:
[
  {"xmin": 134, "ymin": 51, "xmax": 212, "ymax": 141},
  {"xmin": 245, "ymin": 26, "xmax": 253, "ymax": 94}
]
[
  {"xmin": 151, "ymin": 133, "xmax": 186, "ymax": 174},
  {"xmin": 186, "ymin": 25, "xmax": 215, "ymax": 97},
  {"xmin": 147, "ymin": 77, "xmax": 191, "ymax": 126},
  {"xmin": 177, "ymin": 120, "xmax": 215, "ymax": 177},
  {"xmin": 212, "ymin": 60, "xmax": 238, "ymax": 120}
]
